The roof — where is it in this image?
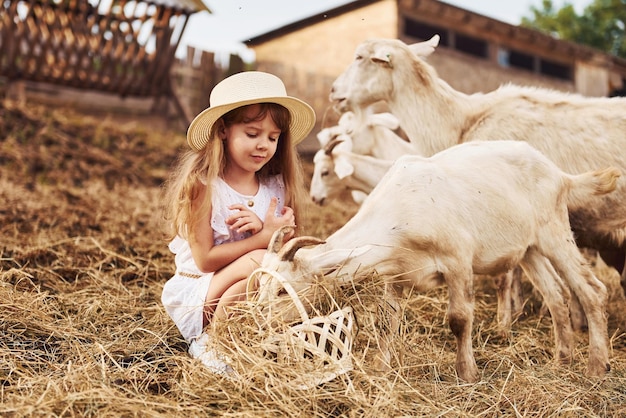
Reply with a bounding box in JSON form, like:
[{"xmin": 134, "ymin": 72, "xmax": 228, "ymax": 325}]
[
  {"xmin": 245, "ymin": 0, "xmax": 379, "ymax": 45},
  {"xmin": 148, "ymin": 0, "xmax": 209, "ymax": 14}
]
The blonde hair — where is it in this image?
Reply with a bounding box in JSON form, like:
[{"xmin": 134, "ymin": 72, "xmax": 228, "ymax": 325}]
[{"xmin": 162, "ymin": 103, "xmax": 308, "ymax": 241}]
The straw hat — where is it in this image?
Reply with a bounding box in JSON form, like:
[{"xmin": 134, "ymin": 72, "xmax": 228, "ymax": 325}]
[{"xmin": 187, "ymin": 71, "xmax": 317, "ymax": 151}]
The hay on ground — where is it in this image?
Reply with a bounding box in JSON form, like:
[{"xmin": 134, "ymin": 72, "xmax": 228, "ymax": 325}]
[{"xmin": 1, "ymin": 99, "xmax": 625, "ymax": 417}]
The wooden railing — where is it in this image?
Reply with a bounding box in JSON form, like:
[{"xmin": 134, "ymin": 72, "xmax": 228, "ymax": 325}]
[
  {"xmin": 170, "ymin": 47, "xmax": 247, "ymax": 123},
  {"xmin": 0, "ymin": 0, "xmax": 192, "ymax": 98}
]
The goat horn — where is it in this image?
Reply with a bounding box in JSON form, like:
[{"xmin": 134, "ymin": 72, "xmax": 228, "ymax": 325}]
[
  {"xmin": 268, "ymin": 225, "xmax": 296, "ymax": 254},
  {"xmin": 324, "ymin": 138, "xmax": 344, "ymax": 155},
  {"xmin": 278, "ymin": 236, "xmax": 325, "ymax": 262}
]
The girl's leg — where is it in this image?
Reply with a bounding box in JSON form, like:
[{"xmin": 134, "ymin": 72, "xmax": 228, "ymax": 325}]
[
  {"xmin": 203, "ymin": 249, "xmax": 265, "ymax": 326},
  {"xmin": 213, "ymin": 278, "xmax": 248, "ymax": 321}
]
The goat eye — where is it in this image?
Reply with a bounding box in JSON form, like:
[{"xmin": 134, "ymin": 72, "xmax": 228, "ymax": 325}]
[
  {"xmin": 321, "ymin": 170, "xmax": 329, "ymax": 177},
  {"xmin": 355, "ymin": 54, "xmax": 362, "ymax": 61}
]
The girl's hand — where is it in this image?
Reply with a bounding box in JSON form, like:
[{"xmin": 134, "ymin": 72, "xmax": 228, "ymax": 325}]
[
  {"xmin": 226, "ymin": 205, "xmax": 264, "ymax": 234},
  {"xmin": 261, "ymin": 197, "xmax": 296, "ymax": 242}
]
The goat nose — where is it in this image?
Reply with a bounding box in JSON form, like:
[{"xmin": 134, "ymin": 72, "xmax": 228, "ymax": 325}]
[{"xmin": 311, "ymin": 196, "xmax": 325, "ymax": 206}]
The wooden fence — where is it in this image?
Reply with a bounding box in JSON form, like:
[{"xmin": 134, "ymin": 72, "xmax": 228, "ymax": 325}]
[
  {"xmin": 170, "ymin": 47, "xmax": 246, "ymax": 124},
  {"xmin": 0, "ymin": 0, "xmax": 194, "ymax": 98}
]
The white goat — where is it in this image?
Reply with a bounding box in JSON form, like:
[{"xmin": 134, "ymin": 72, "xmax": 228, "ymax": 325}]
[
  {"xmin": 317, "ymin": 109, "xmax": 418, "ymax": 159},
  {"xmin": 256, "ymin": 140, "xmax": 618, "ymax": 383},
  {"xmin": 329, "ymin": 35, "xmax": 626, "ymax": 297},
  {"xmin": 310, "ymin": 138, "xmax": 527, "ymax": 333},
  {"xmin": 310, "ymin": 138, "xmax": 393, "ymax": 205},
  {"xmin": 310, "ymin": 139, "xmax": 524, "ymax": 335},
  {"xmin": 314, "ymin": 109, "xmax": 416, "ymax": 205}
]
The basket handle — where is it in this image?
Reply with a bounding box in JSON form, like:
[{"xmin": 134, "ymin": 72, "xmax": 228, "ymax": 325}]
[{"xmin": 246, "ymin": 268, "xmax": 310, "ymax": 322}]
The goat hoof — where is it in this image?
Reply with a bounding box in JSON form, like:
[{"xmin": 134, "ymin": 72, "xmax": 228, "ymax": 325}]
[
  {"xmin": 457, "ymin": 367, "xmax": 480, "ymax": 383},
  {"xmin": 556, "ymin": 351, "xmax": 573, "ymax": 365},
  {"xmin": 585, "ymin": 362, "xmax": 610, "ymax": 378},
  {"xmin": 496, "ymin": 327, "xmax": 511, "ymax": 341}
]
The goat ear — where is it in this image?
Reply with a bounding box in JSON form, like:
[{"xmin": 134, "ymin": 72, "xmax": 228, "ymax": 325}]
[
  {"xmin": 371, "ymin": 47, "xmax": 393, "ymax": 65},
  {"xmin": 409, "ymin": 34, "xmax": 440, "ymax": 58},
  {"xmin": 367, "ymin": 112, "xmax": 400, "ymax": 130},
  {"xmin": 316, "ymin": 128, "xmax": 331, "ymax": 147},
  {"xmin": 334, "ymin": 155, "xmax": 354, "ymax": 179},
  {"xmin": 351, "ymin": 190, "xmax": 368, "ymax": 204}
]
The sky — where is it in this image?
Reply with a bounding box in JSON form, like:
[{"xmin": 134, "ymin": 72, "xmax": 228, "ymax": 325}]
[{"xmin": 179, "ymin": 0, "xmax": 593, "ymax": 61}]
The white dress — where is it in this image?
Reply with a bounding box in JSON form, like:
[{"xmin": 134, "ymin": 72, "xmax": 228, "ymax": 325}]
[{"xmin": 161, "ymin": 174, "xmax": 286, "ymax": 342}]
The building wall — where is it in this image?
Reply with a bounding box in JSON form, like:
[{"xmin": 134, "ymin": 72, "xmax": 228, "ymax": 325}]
[
  {"xmin": 426, "ymin": 47, "xmax": 574, "ymax": 95},
  {"xmin": 252, "ymin": 0, "xmax": 398, "ymax": 78},
  {"xmin": 575, "ymin": 61, "xmax": 611, "ymax": 97}
]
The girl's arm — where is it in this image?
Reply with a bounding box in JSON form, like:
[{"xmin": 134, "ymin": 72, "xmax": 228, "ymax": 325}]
[
  {"xmin": 190, "ymin": 225, "xmax": 267, "ymax": 273},
  {"xmin": 190, "ymin": 194, "xmax": 294, "ymax": 273}
]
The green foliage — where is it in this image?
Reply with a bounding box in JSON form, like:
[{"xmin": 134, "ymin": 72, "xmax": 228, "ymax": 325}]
[{"xmin": 521, "ymin": 0, "xmax": 626, "ymax": 58}]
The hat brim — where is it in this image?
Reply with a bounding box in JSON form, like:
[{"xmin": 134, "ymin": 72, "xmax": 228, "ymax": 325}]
[{"xmin": 187, "ymin": 96, "xmax": 316, "ymax": 152}]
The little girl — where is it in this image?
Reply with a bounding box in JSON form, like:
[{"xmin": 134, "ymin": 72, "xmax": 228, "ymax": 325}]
[{"xmin": 161, "ymin": 71, "xmax": 316, "ymax": 374}]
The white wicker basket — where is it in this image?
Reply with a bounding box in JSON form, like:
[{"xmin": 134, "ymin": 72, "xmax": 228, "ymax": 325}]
[{"xmin": 247, "ymin": 268, "xmax": 355, "ymax": 388}]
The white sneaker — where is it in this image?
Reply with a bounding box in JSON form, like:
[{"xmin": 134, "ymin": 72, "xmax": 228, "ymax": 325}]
[{"xmin": 188, "ymin": 333, "xmax": 236, "ymax": 377}]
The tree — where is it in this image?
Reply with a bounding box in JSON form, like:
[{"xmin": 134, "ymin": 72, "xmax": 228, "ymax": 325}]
[{"xmin": 521, "ymin": 0, "xmax": 626, "ymax": 59}]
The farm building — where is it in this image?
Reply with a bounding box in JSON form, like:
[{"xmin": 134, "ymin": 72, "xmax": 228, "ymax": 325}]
[{"xmin": 245, "ymin": 0, "xmax": 626, "ymax": 152}]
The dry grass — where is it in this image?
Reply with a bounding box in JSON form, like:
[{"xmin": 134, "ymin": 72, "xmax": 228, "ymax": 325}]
[{"xmin": 1, "ymin": 99, "xmax": 626, "ymax": 417}]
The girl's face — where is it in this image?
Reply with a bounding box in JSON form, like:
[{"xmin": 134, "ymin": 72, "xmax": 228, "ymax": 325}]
[{"xmin": 221, "ymin": 104, "xmax": 281, "ymax": 176}]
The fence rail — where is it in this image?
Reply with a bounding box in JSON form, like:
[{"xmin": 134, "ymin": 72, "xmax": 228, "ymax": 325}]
[
  {"xmin": 0, "ymin": 0, "xmax": 191, "ymax": 98},
  {"xmin": 170, "ymin": 47, "xmax": 246, "ymax": 123}
]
